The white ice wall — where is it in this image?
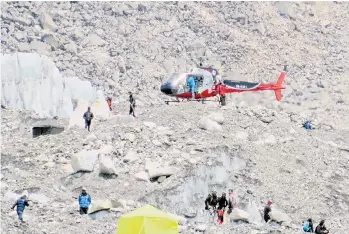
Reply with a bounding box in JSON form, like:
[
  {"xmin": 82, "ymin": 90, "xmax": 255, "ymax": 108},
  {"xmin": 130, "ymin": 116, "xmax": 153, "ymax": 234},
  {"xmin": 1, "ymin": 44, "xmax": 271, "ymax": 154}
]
[{"xmin": 1, "ymin": 53, "xmax": 98, "ymax": 118}]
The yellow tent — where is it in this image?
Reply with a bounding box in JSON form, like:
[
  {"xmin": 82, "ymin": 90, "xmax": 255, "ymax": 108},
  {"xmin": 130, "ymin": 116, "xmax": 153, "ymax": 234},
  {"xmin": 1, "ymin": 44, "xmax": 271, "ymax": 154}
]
[{"xmin": 116, "ymin": 205, "xmax": 178, "ymax": 234}]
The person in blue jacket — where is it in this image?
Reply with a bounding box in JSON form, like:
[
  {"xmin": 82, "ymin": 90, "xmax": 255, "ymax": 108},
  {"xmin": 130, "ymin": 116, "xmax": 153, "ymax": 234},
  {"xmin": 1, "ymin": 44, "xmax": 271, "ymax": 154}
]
[
  {"xmin": 303, "ymin": 120, "xmax": 312, "ymax": 130},
  {"xmin": 78, "ymin": 187, "xmax": 91, "ymax": 215},
  {"xmin": 187, "ymin": 75, "xmax": 196, "ymax": 99},
  {"xmin": 11, "ymin": 195, "xmax": 29, "ymax": 221},
  {"xmin": 303, "ymin": 218, "xmax": 314, "ymax": 232}
]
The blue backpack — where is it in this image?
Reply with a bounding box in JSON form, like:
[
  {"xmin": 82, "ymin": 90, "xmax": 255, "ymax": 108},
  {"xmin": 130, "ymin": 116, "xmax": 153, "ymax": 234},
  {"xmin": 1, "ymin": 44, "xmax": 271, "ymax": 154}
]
[{"xmin": 303, "ymin": 221, "xmax": 310, "ymax": 231}]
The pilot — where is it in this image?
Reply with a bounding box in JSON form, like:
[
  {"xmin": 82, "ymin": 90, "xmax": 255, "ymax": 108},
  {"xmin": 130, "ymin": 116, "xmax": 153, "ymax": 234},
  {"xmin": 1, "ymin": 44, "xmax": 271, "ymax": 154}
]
[{"xmin": 187, "ymin": 75, "xmax": 196, "ymax": 99}]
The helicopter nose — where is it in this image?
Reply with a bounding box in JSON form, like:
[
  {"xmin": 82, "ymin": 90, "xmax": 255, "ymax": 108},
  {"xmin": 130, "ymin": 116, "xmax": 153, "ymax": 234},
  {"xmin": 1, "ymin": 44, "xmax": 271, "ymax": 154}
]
[{"xmin": 160, "ymin": 83, "xmax": 173, "ymax": 95}]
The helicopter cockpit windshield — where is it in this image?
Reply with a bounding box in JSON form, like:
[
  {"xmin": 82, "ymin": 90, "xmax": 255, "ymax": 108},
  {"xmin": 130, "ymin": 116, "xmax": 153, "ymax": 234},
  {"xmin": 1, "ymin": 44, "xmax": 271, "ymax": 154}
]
[{"xmin": 164, "ymin": 73, "xmax": 187, "ymax": 86}]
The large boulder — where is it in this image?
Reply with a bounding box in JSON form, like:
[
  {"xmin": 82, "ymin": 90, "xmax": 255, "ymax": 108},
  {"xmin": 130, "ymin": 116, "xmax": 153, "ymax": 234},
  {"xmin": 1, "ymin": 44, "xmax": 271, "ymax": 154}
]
[
  {"xmin": 230, "ymin": 208, "xmax": 250, "ymax": 222},
  {"xmin": 123, "ymin": 150, "xmax": 138, "ymax": 163},
  {"xmin": 134, "ymin": 171, "xmax": 149, "ymax": 181},
  {"xmin": 82, "ymin": 34, "xmax": 106, "ymax": 47},
  {"xmin": 71, "ymin": 150, "xmax": 99, "ymax": 173},
  {"xmin": 208, "ymin": 112, "xmax": 224, "ymax": 124},
  {"xmin": 99, "ymin": 156, "xmax": 117, "ymax": 175},
  {"xmin": 39, "ymin": 12, "xmax": 57, "ymax": 30},
  {"xmin": 269, "ymin": 209, "xmax": 292, "ymax": 223},
  {"xmin": 147, "ymin": 166, "xmax": 179, "ymax": 180},
  {"xmin": 198, "ymin": 117, "xmax": 222, "ymax": 131},
  {"xmin": 88, "ymin": 199, "xmax": 113, "ymax": 214}
]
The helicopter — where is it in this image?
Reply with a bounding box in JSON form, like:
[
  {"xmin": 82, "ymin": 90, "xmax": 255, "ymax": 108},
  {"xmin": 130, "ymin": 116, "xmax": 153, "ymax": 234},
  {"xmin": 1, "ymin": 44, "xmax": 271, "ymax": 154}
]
[{"xmin": 160, "ymin": 63, "xmax": 287, "ymax": 106}]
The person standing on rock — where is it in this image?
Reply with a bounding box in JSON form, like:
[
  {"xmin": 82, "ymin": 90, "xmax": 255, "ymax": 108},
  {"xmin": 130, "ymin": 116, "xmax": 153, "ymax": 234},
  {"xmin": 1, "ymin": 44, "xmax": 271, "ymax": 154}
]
[
  {"xmin": 78, "ymin": 187, "xmax": 91, "ymax": 215},
  {"xmin": 11, "ymin": 195, "xmax": 29, "ymax": 222},
  {"xmin": 227, "ymin": 189, "xmax": 237, "ymax": 214},
  {"xmin": 129, "ymin": 92, "xmax": 136, "ymax": 117},
  {"xmin": 315, "ymin": 220, "xmax": 329, "ymax": 234},
  {"xmin": 83, "ymin": 107, "xmax": 94, "ymax": 131},
  {"xmin": 264, "ymin": 200, "xmax": 272, "ymax": 222}
]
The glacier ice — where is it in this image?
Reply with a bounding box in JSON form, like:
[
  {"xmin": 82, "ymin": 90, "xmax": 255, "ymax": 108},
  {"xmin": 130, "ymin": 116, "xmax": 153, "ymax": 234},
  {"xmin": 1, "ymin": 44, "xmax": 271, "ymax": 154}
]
[{"xmin": 1, "ymin": 53, "xmax": 100, "ymax": 118}]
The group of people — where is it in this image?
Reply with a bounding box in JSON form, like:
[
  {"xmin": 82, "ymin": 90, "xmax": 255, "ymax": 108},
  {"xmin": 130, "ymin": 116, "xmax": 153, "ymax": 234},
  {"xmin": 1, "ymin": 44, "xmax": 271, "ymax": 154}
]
[
  {"xmin": 203, "ymin": 190, "xmax": 330, "ymax": 233},
  {"xmin": 303, "ymin": 218, "xmax": 330, "ymax": 233},
  {"xmin": 204, "ymin": 189, "xmax": 237, "ymax": 224},
  {"xmin": 82, "ymin": 92, "xmax": 136, "ymax": 131}
]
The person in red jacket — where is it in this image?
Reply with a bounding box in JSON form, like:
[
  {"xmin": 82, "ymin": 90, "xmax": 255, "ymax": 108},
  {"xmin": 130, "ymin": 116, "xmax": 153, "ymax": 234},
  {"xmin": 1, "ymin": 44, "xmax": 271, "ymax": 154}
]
[{"xmin": 106, "ymin": 97, "xmax": 112, "ymax": 111}]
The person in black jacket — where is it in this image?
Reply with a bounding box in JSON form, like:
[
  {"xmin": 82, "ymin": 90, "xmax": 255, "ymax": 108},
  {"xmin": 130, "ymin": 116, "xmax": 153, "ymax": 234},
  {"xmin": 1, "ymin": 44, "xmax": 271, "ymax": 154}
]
[
  {"xmin": 217, "ymin": 192, "xmax": 229, "ymax": 224},
  {"xmin": 205, "ymin": 191, "xmax": 218, "ymax": 210},
  {"xmin": 315, "ymin": 220, "xmax": 329, "ymax": 234},
  {"xmin": 129, "ymin": 92, "xmax": 136, "ymax": 117},
  {"xmin": 83, "ymin": 107, "xmax": 94, "ymax": 131},
  {"xmin": 11, "ymin": 195, "xmax": 29, "ymax": 221},
  {"xmin": 264, "ymin": 200, "xmax": 272, "ymax": 222}
]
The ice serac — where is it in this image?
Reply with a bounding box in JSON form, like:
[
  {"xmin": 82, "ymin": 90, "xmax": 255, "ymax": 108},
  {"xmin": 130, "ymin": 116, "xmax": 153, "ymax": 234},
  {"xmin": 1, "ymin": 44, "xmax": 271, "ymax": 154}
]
[
  {"xmin": 1, "ymin": 53, "xmax": 72, "ymax": 117},
  {"xmin": 1, "ymin": 53, "xmax": 98, "ymax": 118}
]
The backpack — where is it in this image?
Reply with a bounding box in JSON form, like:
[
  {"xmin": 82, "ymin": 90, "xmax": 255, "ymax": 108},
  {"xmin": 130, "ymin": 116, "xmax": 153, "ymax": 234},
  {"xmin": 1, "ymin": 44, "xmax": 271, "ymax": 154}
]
[{"xmin": 303, "ymin": 221, "xmax": 310, "ymax": 231}]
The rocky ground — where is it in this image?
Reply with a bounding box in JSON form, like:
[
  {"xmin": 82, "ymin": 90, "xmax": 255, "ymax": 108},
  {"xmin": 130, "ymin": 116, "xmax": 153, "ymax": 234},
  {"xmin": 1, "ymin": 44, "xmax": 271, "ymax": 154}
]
[{"xmin": 1, "ymin": 1, "xmax": 349, "ymax": 234}]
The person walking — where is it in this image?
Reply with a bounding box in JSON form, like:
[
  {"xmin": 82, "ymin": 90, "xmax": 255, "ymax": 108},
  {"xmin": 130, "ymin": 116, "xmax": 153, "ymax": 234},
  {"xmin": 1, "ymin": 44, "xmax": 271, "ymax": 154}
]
[
  {"xmin": 11, "ymin": 195, "xmax": 29, "ymax": 222},
  {"xmin": 83, "ymin": 107, "xmax": 94, "ymax": 131},
  {"xmin": 129, "ymin": 92, "xmax": 136, "ymax": 117}
]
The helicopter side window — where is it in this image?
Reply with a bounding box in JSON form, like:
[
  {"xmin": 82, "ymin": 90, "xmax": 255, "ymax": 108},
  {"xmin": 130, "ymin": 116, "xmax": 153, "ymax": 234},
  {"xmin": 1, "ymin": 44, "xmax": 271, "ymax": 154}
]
[{"xmin": 187, "ymin": 75, "xmax": 204, "ymax": 92}]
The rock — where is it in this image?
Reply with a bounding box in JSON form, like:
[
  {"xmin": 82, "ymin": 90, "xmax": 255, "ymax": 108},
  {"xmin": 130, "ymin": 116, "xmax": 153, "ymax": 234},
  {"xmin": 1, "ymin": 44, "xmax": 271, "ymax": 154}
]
[
  {"xmin": 207, "ymin": 112, "xmax": 224, "ymax": 124},
  {"xmin": 99, "ymin": 156, "xmax": 117, "ymax": 175},
  {"xmin": 71, "ymin": 150, "xmax": 99, "ymax": 173},
  {"xmin": 64, "ymin": 42, "xmax": 77, "ymax": 54},
  {"xmin": 88, "ymin": 199, "xmax": 112, "ymax": 214},
  {"xmin": 72, "ymin": 29, "xmax": 84, "ymax": 41},
  {"xmin": 83, "ymin": 133, "xmax": 97, "ymax": 145},
  {"xmin": 199, "ymin": 117, "xmax": 222, "ymax": 131},
  {"xmin": 252, "ymin": 22, "xmax": 266, "ymax": 35},
  {"xmin": 231, "ymin": 208, "xmax": 250, "ymax": 221},
  {"xmin": 195, "ymin": 224, "xmax": 207, "ymax": 232},
  {"xmin": 269, "ymin": 209, "xmax": 291, "ymax": 223},
  {"xmin": 148, "ymin": 166, "xmax": 179, "ymax": 180},
  {"xmin": 134, "ymin": 171, "xmax": 149, "ymax": 181},
  {"xmin": 123, "ymin": 150, "xmax": 137, "ymax": 163},
  {"xmin": 14, "ymin": 31, "xmax": 27, "ymax": 42},
  {"xmin": 157, "ymin": 175, "xmax": 166, "ymax": 183},
  {"xmin": 124, "ymin": 133, "xmax": 136, "ymax": 142},
  {"xmin": 41, "ymin": 34, "xmax": 60, "ymax": 49},
  {"xmin": 138, "ymin": 4, "xmax": 146, "ymax": 12},
  {"xmin": 39, "ymin": 12, "xmax": 57, "ymax": 30},
  {"xmin": 83, "ymin": 34, "xmax": 106, "ymax": 47}
]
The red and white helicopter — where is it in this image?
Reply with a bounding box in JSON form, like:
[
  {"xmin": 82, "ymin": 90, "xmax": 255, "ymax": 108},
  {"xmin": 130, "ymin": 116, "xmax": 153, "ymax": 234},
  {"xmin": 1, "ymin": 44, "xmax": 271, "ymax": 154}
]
[{"xmin": 160, "ymin": 64, "xmax": 287, "ymax": 106}]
